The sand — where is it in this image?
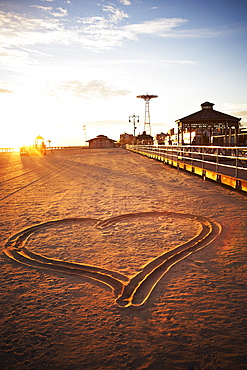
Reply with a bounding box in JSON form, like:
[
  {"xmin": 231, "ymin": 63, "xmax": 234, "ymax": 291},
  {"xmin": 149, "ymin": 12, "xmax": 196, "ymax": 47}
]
[{"xmin": 0, "ymin": 148, "xmax": 246, "ymax": 370}]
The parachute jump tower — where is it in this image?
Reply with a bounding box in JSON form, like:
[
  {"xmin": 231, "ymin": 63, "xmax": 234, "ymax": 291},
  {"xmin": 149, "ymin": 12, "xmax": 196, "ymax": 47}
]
[{"xmin": 137, "ymin": 93, "xmax": 158, "ymax": 135}]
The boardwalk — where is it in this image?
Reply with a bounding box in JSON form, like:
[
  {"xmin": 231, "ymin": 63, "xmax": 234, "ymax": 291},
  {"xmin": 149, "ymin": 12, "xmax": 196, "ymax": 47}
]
[{"xmin": 1, "ymin": 148, "xmax": 247, "ymax": 369}]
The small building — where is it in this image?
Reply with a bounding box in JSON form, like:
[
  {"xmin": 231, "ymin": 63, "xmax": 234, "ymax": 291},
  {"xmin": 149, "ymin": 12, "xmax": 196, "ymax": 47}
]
[
  {"xmin": 136, "ymin": 131, "xmax": 153, "ymax": 145},
  {"xmin": 118, "ymin": 133, "xmax": 134, "ymax": 146},
  {"xmin": 155, "ymin": 132, "xmax": 170, "ymax": 145},
  {"xmin": 176, "ymin": 102, "xmax": 241, "ymax": 145},
  {"xmin": 87, "ymin": 135, "xmax": 116, "ymax": 149}
]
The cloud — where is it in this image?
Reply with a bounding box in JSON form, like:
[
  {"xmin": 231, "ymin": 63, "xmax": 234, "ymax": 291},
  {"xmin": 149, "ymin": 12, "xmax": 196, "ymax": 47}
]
[
  {"xmin": 80, "ymin": 5, "xmax": 129, "ymax": 28},
  {"xmin": 53, "ymin": 80, "xmax": 130, "ymax": 99},
  {"xmin": 0, "ymin": 46, "xmax": 33, "ymax": 68},
  {"xmin": 163, "ymin": 27, "xmax": 240, "ymax": 38},
  {"xmin": 118, "ymin": 0, "xmax": 132, "ymax": 5},
  {"xmin": 223, "ymin": 103, "xmax": 247, "ymax": 114},
  {"xmin": 52, "ymin": 7, "xmax": 68, "ymax": 17},
  {"xmin": 31, "ymin": 5, "xmax": 68, "ymax": 17},
  {"xmin": 31, "ymin": 5, "xmax": 53, "ymax": 12},
  {"xmin": 122, "ymin": 18, "xmax": 234, "ymax": 39},
  {"xmin": 0, "ymin": 9, "xmax": 186, "ymax": 58},
  {"xmin": 221, "ymin": 104, "xmax": 247, "ymax": 125},
  {"xmin": 0, "ymin": 3, "xmax": 243, "ymax": 67},
  {"xmin": 123, "ymin": 18, "xmax": 188, "ymax": 36},
  {"xmin": 0, "ymin": 9, "xmax": 70, "ymax": 65},
  {"xmin": 103, "ymin": 5, "xmax": 129, "ymax": 23},
  {"xmin": 0, "ymin": 10, "xmax": 63, "ymax": 35},
  {"xmin": 0, "ymin": 88, "xmax": 12, "ymax": 93},
  {"xmin": 231, "ymin": 110, "xmax": 247, "ymax": 119}
]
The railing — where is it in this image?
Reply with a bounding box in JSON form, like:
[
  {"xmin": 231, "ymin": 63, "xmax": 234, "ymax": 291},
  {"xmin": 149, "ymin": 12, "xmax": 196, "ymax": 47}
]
[
  {"xmin": 47, "ymin": 146, "xmax": 89, "ymax": 150},
  {"xmin": 0, "ymin": 146, "xmax": 89, "ymax": 153},
  {"xmin": 0, "ymin": 148, "xmax": 20, "ymax": 153},
  {"xmin": 127, "ymin": 144, "xmax": 247, "ymax": 191}
]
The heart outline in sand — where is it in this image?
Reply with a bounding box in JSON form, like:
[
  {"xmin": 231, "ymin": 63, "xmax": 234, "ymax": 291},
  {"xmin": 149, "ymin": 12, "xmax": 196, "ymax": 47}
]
[{"xmin": 3, "ymin": 211, "xmax": 222, "ymax": 308}]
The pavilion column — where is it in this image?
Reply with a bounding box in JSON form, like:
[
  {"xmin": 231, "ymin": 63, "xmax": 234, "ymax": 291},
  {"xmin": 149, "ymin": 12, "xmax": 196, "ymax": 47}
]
[
  {"xmin": 224, "ymin": 123, "xmax": 228, "ymax": 145},
  {"xmin": 229, "ymin": 126, "xmax": 232, "ymax": 145},
  {"xmin": 181, "ymin": 124, "xmax": 184, "ymax": 144},
  {"xmin": 209, "ymin": 127, "xmax": 213, "ymax": 145},
  {"xmin": 235, "ymin": 125, "xmax": 238, "ymax": 145}
]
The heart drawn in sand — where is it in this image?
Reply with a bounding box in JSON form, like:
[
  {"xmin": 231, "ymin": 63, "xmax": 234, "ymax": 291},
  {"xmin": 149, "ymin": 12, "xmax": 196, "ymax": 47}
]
[{"xmin": 4, "ymin": 211, "xmax": 222, "ymax": 308}]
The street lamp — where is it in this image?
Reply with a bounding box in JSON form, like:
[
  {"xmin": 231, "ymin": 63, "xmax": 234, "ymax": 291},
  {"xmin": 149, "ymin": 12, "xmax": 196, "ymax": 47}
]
[{"xmin": 129, "ymin": 114, "xmax": 139, "ymax": 137}]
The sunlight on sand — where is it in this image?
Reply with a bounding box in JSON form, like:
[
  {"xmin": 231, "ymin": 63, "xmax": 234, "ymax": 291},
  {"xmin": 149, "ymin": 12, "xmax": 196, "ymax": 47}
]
[{"xmin": 0, "ymin": 148, "xmax": 246, "ymax": 370}]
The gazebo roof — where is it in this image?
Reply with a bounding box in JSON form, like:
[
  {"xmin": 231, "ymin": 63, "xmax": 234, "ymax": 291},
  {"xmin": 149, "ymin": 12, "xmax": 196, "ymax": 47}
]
[{"xmin": 176, "ymin": 102, "xmax": 241, "ymax": 123}]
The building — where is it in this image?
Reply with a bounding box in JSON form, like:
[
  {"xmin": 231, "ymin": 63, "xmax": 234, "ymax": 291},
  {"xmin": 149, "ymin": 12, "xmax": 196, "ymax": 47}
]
[
  {"xmin": 176, "ymin": 102, "xmax": 241, "ymax": 145},
  {"xmin": 118, "ymin": 133, "xmax": 134, "ymax": 147},
  {"xmin": 155, "ymin": 132, "xmax": 171, "ymax": 145},
  {"xmin": 212, "ymin": 128, "xmax": 247, "ymax": 146},
  {"xmin": 136, "ymin": 131, "xmax": 153, "ymax": 145},
  {"xmin": 86, "ymin": 135, "xmax": 116, "ymax": 149}
]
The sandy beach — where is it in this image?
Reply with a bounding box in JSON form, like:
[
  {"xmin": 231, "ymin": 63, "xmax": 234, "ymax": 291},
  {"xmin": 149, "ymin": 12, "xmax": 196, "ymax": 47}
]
[{"xmin": 0, "ymin": 148, "xmax": 246, "ymax": 370}]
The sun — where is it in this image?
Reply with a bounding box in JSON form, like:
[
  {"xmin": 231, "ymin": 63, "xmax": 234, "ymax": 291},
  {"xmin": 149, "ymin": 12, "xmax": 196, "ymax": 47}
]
[{"xmin": 0, "ymin": 127, "xmax": 36, "ymax": 149}]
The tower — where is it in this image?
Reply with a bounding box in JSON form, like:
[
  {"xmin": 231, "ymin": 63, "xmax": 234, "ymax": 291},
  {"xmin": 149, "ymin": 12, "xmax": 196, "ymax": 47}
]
[{"xmin": 136, "ymin": 93, "xmax": 158, "ymax": 135}]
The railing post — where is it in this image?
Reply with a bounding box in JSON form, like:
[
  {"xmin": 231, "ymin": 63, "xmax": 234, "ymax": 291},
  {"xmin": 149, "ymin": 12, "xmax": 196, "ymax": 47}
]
[
  {"xmin": 216, "ymin": 147, "xmax": 219, "ymax": 173},
  {"xmin": 201, "ymin": 146, "xmax": 204, "ymax": 170},
  {"xmin": 235, "ymin": 148, "xmax": 239, "ymax": 178}
]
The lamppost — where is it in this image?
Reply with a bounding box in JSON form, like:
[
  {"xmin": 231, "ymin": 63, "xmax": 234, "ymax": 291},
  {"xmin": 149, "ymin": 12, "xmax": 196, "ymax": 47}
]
[{"xmin": 129, "ymin": 114, "xmax": 139, "ymax": 137}]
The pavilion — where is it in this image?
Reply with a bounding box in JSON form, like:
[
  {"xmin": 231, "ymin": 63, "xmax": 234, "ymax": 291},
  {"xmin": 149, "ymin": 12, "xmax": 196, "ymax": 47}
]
[{"xmin": 176, "ymin": 102, "xmax": 241, "ymax": 145}]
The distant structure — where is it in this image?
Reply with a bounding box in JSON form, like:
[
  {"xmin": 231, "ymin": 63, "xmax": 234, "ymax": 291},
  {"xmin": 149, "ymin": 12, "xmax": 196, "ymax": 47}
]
[
  {"xmin": 155, "ymin": 132, "xmax": 171, "ymax": 145},
  {"xmin": 137, "ymin": 94, "xmax": 158, "ymax": 135},
  {"xmin": 176, "ymin": 102, "xmax": 241, "ymax": 145},
  {"xmin": 86, "ymin": 135, "xmax": 115, "ymax": 149},
  {"xmin": 20, "ymin": 135, "xmax": 46, "ymax": 156},
  {"xmin": 118, "ymin": 133, "xmax": 134, "ymax": 147},
  {"xmin": 136, "ymin": 131, "xmax": 153, "ymax": 145}
]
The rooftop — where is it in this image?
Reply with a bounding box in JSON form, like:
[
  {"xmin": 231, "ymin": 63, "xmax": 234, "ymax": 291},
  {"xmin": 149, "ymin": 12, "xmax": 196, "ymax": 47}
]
[{"xmin": 176, "ymin": 102, "xmax": 241, "ymax": 123}]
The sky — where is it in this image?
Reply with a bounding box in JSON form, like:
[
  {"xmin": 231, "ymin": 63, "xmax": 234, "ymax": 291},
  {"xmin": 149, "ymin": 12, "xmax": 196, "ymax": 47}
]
[{"xmin": 0, "ymin": 0, "xmax": 247, "ymax": 147}]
